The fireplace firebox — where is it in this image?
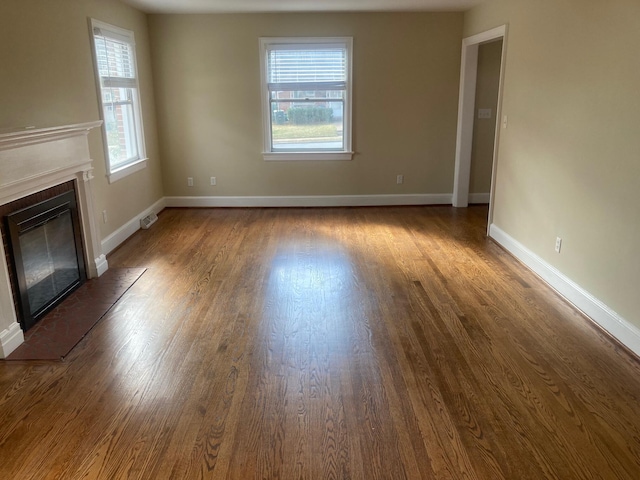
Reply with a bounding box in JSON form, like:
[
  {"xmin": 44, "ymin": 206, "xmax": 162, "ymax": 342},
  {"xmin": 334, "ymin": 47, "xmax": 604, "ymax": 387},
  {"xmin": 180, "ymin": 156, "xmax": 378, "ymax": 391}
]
[{"xmin": 5, "ymin": 190, "xmax": 86, "ymax": 331}]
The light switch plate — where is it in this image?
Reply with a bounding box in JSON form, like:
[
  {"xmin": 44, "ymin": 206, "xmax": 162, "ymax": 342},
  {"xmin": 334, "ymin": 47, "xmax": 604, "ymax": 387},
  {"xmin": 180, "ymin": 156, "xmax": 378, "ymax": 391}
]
[{"xmin": 478, "ymin": 108, "xmax": 492, "ymax": 119}]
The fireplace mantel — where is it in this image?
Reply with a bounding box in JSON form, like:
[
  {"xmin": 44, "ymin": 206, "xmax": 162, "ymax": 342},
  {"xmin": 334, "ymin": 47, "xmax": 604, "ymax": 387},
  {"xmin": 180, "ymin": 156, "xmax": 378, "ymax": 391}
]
[{"xmin": 0, "ymin": 121, "xmax": 106, "ymax": 358}]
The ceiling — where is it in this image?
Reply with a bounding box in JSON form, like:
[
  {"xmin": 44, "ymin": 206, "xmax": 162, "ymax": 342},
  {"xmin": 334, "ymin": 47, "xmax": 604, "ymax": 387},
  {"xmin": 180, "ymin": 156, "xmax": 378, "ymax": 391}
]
[{"xmin": 120, "ymin": 0, "xmax": 486, "ymax": 14}]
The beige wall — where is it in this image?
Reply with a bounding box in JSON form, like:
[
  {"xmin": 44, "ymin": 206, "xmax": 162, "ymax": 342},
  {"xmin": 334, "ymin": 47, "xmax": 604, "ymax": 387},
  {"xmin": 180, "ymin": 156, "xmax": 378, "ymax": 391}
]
[
  {"xmin": 469, "ymin": 39, "xmax": 502, "ymax": 196},
  {"xmin": 148, "ymin": 13, "xmax": 463, "ymax": 197},
  {"xmin": 0, "ymin": 0, "xmax": 163, "ymax": 240},
  {"xmin": 464, "ymin": 0, "xmax": 640, "ymax": 327}
]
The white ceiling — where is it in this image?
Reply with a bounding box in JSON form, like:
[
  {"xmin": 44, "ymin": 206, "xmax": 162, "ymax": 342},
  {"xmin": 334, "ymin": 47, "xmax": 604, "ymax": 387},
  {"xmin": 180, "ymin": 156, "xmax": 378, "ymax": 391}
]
[{"xmin": 120, "ymin": 0, "xmax": 485, "ymax": 14}]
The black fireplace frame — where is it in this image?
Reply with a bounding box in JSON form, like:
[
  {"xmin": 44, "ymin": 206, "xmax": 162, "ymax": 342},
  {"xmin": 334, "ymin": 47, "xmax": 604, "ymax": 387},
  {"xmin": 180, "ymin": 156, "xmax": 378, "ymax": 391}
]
[{"xmin": 5, "ymin": 190, "xmax": 87, "ymax": 331}]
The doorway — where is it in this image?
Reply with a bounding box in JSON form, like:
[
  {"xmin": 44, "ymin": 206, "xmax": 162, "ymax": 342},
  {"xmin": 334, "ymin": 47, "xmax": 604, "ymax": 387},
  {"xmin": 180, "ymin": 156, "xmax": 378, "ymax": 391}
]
[{"xmin": 452, "ymin": 25, "xmax": 508, "ymax": 230}]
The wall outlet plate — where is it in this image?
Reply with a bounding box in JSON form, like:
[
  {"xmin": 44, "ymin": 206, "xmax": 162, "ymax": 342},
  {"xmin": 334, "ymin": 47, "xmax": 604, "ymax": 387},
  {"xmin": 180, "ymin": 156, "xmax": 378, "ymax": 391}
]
[{"xmin": 555, "ymin": 237, "xmax": 562, "ymax": 253}]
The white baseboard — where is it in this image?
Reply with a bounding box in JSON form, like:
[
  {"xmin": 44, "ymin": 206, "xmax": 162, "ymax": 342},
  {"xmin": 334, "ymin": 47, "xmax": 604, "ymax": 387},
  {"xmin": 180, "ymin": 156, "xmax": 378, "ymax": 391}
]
[
  {"xmin": 100, "ymin": 194, "xmax": 453, "ymax": 257},
  {"xmin": 165, "ymin": 194, "xmax": 453, "ymax": 208},
  {"xmin": 95, "ymin": 254, "xmax": 108, "ymax": 277},
  {"xmin": 101, "ymin": 197, "xmax": 166, "ymax": 255},
  {"xmin": 490, "ymin": 224, "xmax": 640, "ymax": 357},
  {"xmin": 469, "ymin": 192, "xmax": 490, "ymax": 204},
  {"xmin": 0, "ymin": 321, "xmax": 24, "ymax": 359}
]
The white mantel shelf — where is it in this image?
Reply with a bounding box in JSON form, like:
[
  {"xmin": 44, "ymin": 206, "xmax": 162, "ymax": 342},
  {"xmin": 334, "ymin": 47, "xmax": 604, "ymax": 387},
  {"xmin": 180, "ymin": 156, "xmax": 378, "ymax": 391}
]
[
  {"xmin": 0, "ymin": 121, "xmax": 104, "ymax": 205},
  {"xmin": 0, "ymin": 120, "xmax": 106, "ymax": 358},
  {"xmin": 0, "ymin": 121, "xmax": 103, "ymax": 151}
]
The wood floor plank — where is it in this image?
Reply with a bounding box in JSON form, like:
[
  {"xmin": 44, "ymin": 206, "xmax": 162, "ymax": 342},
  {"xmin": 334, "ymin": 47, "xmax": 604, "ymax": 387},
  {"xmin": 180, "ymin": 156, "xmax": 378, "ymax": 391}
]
[{"xmin": 2, "ymin": 205, "xmax": 640, "ymax": 479}]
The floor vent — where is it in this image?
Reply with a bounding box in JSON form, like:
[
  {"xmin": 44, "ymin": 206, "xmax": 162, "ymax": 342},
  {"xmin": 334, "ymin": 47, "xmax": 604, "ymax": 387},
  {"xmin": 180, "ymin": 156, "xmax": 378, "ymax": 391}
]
[{"xmin": 140, "ymin": 213, "xmax": 158, "ymax": 230}]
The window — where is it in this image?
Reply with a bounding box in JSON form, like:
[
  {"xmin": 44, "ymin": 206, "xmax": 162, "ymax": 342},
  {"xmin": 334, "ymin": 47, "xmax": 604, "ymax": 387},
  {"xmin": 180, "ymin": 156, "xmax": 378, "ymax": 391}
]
[
  {"xmin": 90, "ymin": 19, "xmax": 147, "ymax": 182},
  {"xmin": 259, "ymin": 37, "xmax": 353, "ymax": 161}
]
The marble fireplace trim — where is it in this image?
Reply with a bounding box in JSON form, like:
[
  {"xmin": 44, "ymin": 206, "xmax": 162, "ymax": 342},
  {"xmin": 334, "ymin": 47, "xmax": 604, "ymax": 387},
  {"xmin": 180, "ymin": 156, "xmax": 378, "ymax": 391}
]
[{"xmin": 0, "ymin": 121, "xmax": 106, "ymax": 358}]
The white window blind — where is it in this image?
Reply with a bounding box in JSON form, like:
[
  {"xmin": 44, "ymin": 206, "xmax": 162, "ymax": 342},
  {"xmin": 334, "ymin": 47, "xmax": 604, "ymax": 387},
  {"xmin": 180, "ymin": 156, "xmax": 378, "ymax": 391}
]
[
  {"xmin": 94, "ymin": 28, "xmax": 137, "ymax": 88},
  {"xmin": 266, "ymin": 46, "xmax": 347, "ymax": 92}
]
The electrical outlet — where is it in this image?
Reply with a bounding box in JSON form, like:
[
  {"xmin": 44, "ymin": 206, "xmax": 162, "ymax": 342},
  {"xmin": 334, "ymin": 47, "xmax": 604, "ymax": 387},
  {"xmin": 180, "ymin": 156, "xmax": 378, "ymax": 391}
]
[
  {"xmin": 555, "ymin": 236, "xmax": 562, "ymax": 253},
  {"xmin": 102, "ymin": 210, "xmax": 108, "ymax": 224},
  {"xmin": 210, "ymin": 176, "xmax": 216, "ymax": 186},
  {"xmin": 502, "ymin": 115, "xmax": 508, "ymax": 129},
  {"xmin": 187, "ymin": 177, "xmax": 194, "ymax": 187},
  {"xmin": 397, "ymin": 174, "xmax": 404, "ymax": 185}
]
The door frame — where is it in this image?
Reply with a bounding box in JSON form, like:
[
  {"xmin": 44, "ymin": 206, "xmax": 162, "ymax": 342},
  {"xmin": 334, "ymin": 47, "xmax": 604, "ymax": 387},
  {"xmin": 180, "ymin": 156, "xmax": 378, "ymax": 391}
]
[{"xmin": 452, "ymin": 25, "xmax": 508, "ymax": 229}]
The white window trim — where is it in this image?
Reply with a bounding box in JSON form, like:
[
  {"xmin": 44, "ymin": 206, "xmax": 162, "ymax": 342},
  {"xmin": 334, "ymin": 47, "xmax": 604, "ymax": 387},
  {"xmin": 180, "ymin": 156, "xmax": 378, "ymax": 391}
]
[
  {"xmin": 107, "ymin": 158, "xmax": 148, "ymax": 184},
  {"xmin": 89, "ymin": 19, "xmax": 147, "ymax": 183},
  {"xmin": 259, "ymin": 37, "xmax": 354, "ymax": 161}
]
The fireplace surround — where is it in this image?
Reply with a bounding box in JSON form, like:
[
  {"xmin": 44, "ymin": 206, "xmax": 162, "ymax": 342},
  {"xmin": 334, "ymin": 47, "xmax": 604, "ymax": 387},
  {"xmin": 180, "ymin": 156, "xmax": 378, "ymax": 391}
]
[{"xmin": 0, "ymin": 121, "xmax": 106, "ymax": 357}]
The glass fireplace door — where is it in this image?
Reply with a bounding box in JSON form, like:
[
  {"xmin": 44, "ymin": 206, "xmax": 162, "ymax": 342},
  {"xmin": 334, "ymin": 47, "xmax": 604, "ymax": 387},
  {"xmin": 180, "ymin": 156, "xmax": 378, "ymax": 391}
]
[
  {"xmin": 20, "ymin": 210, "xmax": 81, "ymax": 315},
  {"xmin": 6, "ymin": 190, "xmax": 86, "ymax": 331}
]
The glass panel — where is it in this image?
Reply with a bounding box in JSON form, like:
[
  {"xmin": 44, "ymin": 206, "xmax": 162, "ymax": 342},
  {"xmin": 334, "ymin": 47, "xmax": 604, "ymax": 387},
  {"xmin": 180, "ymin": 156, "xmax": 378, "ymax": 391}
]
[
  {"xmin": 103, "ymin": 87, "xmax": 139, "ymax": 167},
  {"xmin": 270, "ymin": 97, "xmax": 344, "ymax": 151},
  {"xmin": 19, "ymin": 211, "xmax": 80, "ymax": 315}
]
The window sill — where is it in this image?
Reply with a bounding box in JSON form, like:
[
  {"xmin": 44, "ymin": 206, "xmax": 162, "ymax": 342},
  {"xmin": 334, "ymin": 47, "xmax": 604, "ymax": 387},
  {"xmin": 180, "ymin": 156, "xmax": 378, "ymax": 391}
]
[
  {"xmin": 263, "ymin": 152, "xmax": 354, "ymax": 161},
  {"xmin": 107, "ymin": 158, "xmax": 148, "ymax": 184}
]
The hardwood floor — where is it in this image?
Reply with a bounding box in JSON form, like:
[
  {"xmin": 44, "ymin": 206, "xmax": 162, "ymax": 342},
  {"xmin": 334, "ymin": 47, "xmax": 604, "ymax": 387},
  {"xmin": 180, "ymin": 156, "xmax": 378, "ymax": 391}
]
[{"xmin": 1, "ymin": 206, "xmax": 640, "ymax": 479}]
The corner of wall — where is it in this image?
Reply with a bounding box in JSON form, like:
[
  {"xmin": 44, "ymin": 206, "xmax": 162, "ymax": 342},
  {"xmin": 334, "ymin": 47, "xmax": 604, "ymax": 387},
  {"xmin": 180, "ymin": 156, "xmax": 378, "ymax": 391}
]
[{"xmin": 101, "ymin": 197, "xmax": 166, "ymax": 255}]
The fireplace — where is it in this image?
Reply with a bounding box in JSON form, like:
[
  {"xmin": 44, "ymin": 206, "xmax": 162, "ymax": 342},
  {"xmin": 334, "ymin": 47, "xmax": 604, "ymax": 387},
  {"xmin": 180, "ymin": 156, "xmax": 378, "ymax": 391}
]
[
  {"xmin": 5, "ymin": 189, "xmax": 87, "ymax": 331},
  {"xmin": 0, "ymin": 121, "xmax": 105, "ymax": 357}
]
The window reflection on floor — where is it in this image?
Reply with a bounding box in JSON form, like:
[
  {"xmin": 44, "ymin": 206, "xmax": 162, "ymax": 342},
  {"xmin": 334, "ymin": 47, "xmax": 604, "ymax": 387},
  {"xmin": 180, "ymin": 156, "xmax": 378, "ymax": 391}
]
[{"xmin": 263, "ymin": 240, "xmax": 358, "ymax": 353}]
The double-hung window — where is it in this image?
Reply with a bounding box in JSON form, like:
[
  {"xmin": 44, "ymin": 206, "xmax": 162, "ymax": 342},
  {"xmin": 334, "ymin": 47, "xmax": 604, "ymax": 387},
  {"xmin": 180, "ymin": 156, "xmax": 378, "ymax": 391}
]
[
  {"xmin": 260, "ymin": 37, "xmax": 353, "ymax": 161},
  {"xmin": 90, "ymin": 19, "xmax": 146, "ymax": 182}
]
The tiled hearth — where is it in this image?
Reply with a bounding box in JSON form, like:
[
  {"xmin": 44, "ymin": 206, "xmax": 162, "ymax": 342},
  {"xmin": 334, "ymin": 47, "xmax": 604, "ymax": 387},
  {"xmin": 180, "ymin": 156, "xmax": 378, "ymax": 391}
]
[
  {"xmin": 6, "ymin": 267, "xmax": 146, "ymax": 361},
  {"xmin": 0, "ymin": 122, "xmax": 106, "ymax": 358}
]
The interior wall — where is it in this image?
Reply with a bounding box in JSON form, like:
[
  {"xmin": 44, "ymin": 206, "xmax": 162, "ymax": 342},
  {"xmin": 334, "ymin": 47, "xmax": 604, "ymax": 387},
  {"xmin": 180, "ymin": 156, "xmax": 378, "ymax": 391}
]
[
  {"xmin": 148, "ymin": 13, "xmax": 464, "ymax": 197},
  {"xmin": 469, "ymin": 39, "xmax": 502, "ymax": 196},
  {"xmin": 0, "ymin": 0, "xmax": 164, "ymax": 240},
  {"xmin": 464, "ymin": 0, "xmax": 640, "ymax": 328}
]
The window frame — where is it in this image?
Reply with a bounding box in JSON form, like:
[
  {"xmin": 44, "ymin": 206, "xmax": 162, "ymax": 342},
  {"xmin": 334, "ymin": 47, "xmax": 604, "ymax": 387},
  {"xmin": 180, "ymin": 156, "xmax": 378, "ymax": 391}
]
[
  {"xmin": 90, "ymin": 19, "xmax": 147, "ymax": 183},
  {"xmin": 259, "ymin": 37, "xmax": 354, "ymax": 161}
]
